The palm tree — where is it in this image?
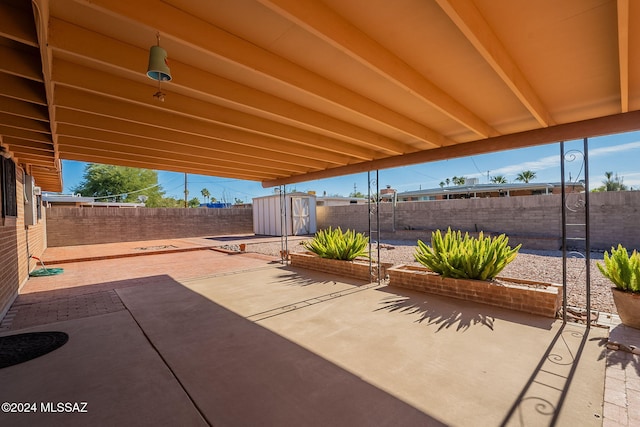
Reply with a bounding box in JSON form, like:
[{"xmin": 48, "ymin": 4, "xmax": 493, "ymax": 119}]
[
  {"xmin": 201, "ymin": 188, "xmax": 210, "ymax": 203},
  {"xmin": 490, "ymin": 175, "xmax": 508, "ymax": 184},
  {"xmin": 601, "ymin": 171, "xmax": 627, "ymax": 191},
  {"xmin": 439, "ymin": 181, "xmax": 445, "ymax": 188},
  {"xmin": 445, "ymin": 178, "xmax": 450, "ymax": 186},
  {"xmin": 515, "ymin": 170, "xmax": 536, "ymax": 183},
  {"xmin": 452, "ymin": 176, "xmax": 466, "ymax": 186}
]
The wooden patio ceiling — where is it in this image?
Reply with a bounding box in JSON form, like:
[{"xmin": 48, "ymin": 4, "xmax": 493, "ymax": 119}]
[{"xmin": 1, "ymin": 0, "xmax": 639, "ymax": 192}]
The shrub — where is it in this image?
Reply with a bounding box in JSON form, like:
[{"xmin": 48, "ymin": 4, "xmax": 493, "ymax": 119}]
[
  {"xmin": 597, "ymin": 245, "xmax": 640, "ymax": 292},
  {"xmin": 414, "ymin": 228, "xmax": 521, "ymax": 280},
  {"xmin": 302, "ymin": 227, "xmax": 369, "ymax": 261}
]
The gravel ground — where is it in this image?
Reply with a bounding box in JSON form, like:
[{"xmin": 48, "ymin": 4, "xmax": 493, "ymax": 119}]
[{"xmin": 245, "ymin": 239, "xmax": 616, "ymax": 314}]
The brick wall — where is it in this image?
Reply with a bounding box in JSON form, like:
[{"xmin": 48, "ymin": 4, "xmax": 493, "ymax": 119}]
[
  {"xmin": 0, "ymin": 167, "xmax": 47, "ymax": 318},
  {"xmin": 0, "ymin": 217, "xmax": 18, "ymax": 319},
  {"xmin": 317, "ymin": 192, "xmax": 640, "ymax": 251},
  {"xmin": 46, "ymin": 206, "xmax": 254, "ymax": 246}
]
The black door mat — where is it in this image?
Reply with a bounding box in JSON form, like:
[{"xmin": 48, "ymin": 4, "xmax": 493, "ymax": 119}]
[{"xmin": 0, "ymin": 332, "xmax": 69, "ymax": 369}]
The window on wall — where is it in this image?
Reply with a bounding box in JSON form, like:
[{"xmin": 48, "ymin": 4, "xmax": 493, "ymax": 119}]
[{"xmin": 1, "ymin": 157, "xmax": 18, "ymax": 219}]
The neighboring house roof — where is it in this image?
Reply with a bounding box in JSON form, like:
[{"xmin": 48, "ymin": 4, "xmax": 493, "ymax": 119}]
[
  {"xmin": 43, "ymin": 193, "xmax": 145, "ymax": 207},
  {"xmin": 397, "ymin": 182, "xmax": 583, "ymax": 198}
]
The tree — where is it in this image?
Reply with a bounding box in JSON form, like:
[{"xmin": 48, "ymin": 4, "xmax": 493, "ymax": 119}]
[
  {"xmin": 439, "ymin": 181, "xmax": 445, "ymax": 188},
  {"xmin": 452, "ymin": 176, "xmax": 466, "ymax": 185},
  {"xmin": 154, "ymin": 197, "xmax": 183, "ymax": 208},
  {"xmin": 594, "ymin": 171, "xmax": 628, "ymax": 192},
  {"xmin": 515, "ymin": 170, "xmax": 536, "ymax": 183},
  {"xmin": 188, "ymin": 197, "xmax": 201, "ymax": 208},
  {"xmin": 72, "ymin": 164, "xmax": 166, "ymax": 207},
  {"xmin": 349, "ymin": 191, "xmax": 366, "ymax": 198},
  {"xmin": 234, "ymin": 198, "xmax": 244, "ymax": 205},
  {"xmin": 490, "ymin": 175, "xmax": 508, "ymax": 184},
  {"xmin": 445, "ymin": 178, "xmax": 450, "ymax": 186},
  {"xmin": 201, "ymin": 188, "xmax": 210, "ymax": 203}
]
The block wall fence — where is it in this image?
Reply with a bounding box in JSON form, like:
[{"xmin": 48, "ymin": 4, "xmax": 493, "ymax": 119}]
[
  {"xmin": 46, "ymin": 206, "xmax": 253, "ymax": 247},
  {"xmin": 316, "ymin": 192, "xmax": 640, "ymax": 251},
  {"xmin": 44, "ymin": 191, "xmax": 639, "ymax": 250}
]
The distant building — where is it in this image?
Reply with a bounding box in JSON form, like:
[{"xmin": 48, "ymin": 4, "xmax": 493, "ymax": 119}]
[
  {"xmin": 316, "ymin": 196, "xmax": 367, "ymax": 206},
  {"xmin": 396, "ymin": 182, "xmax": 584, "ymax": 202}
]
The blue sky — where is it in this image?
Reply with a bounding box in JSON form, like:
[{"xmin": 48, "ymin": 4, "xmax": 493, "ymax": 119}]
[{"xmin": 61, "ymin": 131, "xmax": 640, "ymax": 203}]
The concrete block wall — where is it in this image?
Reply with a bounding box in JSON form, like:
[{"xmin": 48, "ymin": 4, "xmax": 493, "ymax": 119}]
[
  {"xmin": 317, "ymin": 192, "xmax": 640, "ymax": 251},
  {"xmin": 46, "ymin": 206, "xmax": 254, "ymax": 246}
]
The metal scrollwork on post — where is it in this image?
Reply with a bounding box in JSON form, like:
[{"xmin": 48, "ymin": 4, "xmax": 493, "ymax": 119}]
[
  {"xmin": 560, "ymin": 139, "xmax": 592, "ymax": 325},
  {"xmin": 368, "ymin": 171, "xmax": 381, "ymax": 283},
  {"xmin": 563, "ymin": 149, "xmax": 586, "ymax": 213}
]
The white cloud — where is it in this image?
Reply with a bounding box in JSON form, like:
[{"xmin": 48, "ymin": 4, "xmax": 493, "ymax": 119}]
[
  {"xmin": 589, "ymin": 141, "xmax": 640, "ymax": 157},
  {"xmin": 470, "ymin": 141, "xmax": 640, "ymax": 180}
]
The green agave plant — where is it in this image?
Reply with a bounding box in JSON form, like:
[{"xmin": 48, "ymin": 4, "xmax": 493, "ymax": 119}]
[
  {"xmin": 414, "ymin": 228, "xmax": 521, "ymax": 281},
  {"xmin": 302, "ymin": 227, "xmax": 369, "ymax": 261},
  {"xmin": 597, "ymin": 244, "xmax": 640, "ymax": 292}
]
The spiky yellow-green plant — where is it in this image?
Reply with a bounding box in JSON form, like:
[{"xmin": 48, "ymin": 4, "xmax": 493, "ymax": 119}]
[
  {"xmin": 302, "ymin": 227, "xmax": 369, "ymax": 261},
  {"xmin": 597, "ymin": 245, "xmax": 640, "ymax": 292},
  {"xmin": 414, "ymin": 228, "xmax": 521, "ymax": 281}
]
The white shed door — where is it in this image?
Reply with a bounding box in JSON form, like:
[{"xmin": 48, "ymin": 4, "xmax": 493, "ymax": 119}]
[{"xmin": 291, "ymin": 197, "xmax": 310, "ymax": 235}]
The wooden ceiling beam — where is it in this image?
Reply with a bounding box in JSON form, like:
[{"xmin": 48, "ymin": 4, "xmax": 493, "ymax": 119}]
[
  {"xmin": 617, "ymin": 0, "xmax": 630, "ymax": 112},
  {"xmin": 0, "ymin": 44, "xmax": 43, "ymax": 82},
  {"xmin": 7, "ymin": 145, "xmax": 54, "ymax": 159},
  {"xmin": 51, "ymin": 59, "xmax": 389, "ymax": 158},
  {"xmin": 264, "ymin": 110, "xmax": 640, "ymax": 187},
  {"xmin": 0, "ymin": 2, "xmax": 38, "ymax": 47},
  {"xmin": 55, "ymin": 108, "xmax": 339, "ymax": 168},
  {"xmin": 74, "ymin": 0, "xmax": 449, "ymax": 149},
  {"xmin": 58, "ymin": 137, "xmax": 286, "ymax": 178},
  {"xmin": 58, "ymin": 150, "xmax": 276, "ymax": 181},
  {"xmin": 2, "ymin": 136, "xmax": 53, "ymax": 152},
  {"xmin": 11, "ymin": 155, "xmax": 56, "ymax": 167},
  {"xmin": 0, "ymin": 74, "xmax": 47, "ymax": 105},
  {"xmin": 436, "ymin": 0, "xmax": 555, "ymax": 127},
  {"xmin": 0, "ymin": 112, "xmax": 50, "ymax": 133},
  {"xmin": 259, "ymin": 0, "xmax": 495, "ymax": 139},
  {"xmin": 56, "ymin": 131, "xmax": 312, "ymax": 174},
  {"xmin": 0, "ymin": 96, "xmax": 49, "ymax": 122},
  {"xmin": 53, "ymin": 86, "xmax": 376, "ymax": 161},
  {"xmin": 47, "ymin": 41, "xmax": 413, "ymax": 155},
  {"xmin": 0, "ymin": 125, "xmax": 52, "ymax": 143}
]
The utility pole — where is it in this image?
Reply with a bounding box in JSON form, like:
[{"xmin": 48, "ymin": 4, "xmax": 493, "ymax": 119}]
[{"xmin": 184, "ymin": 173, "xmax": 188, "ymax": 208}]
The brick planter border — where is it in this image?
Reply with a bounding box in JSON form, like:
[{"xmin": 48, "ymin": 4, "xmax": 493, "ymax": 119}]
[
  {"xmin": 289, "ymin": 252, "xmax": 392, "ymax": 282},
  {"xmin": 387, "ymin": 265, "xmax": 562, "ymax": 318}
]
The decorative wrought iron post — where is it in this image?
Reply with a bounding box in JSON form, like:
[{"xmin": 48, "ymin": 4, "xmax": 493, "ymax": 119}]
[
  {"xmin": 280, "ymin": 185, "xmax": 289, "ymax": 265},
  {"xmin": 368, "ymin": 170, "xmax": 381, "ymax": 283},
  {"xmin": 560, "ymin": 138, "xmax": 591, "ymax": 327}
]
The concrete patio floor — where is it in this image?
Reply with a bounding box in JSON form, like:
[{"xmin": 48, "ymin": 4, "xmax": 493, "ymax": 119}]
[{"xmin": 1, "ymin": 237, "xmax": 638, "ymax": 426}]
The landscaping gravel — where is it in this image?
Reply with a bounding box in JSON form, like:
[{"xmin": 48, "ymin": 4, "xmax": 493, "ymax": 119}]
[{"xmin": 245, "ymin": 238, "xmax": 616, "ymax": 315}]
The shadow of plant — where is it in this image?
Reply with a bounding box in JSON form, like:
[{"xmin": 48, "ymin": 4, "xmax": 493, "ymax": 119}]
[
  {"xmin": 375, "ymin": 289, "xmax": 495, "ymax": 332},
  {"xmin": 271, "ymin": 266, "xmax": 367, "ymax": 288},
  {"xmin": 591, "ymin": 334, "xmax": 640, "ymax": 377}
]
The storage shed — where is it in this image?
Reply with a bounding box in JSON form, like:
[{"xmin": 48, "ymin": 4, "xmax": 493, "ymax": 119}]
[{"xmin": 253, "ymin": 192, "xmax": 317, "ymax": 236}]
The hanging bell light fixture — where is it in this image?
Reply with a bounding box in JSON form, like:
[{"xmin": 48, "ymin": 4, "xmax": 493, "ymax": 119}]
[
  {"xmin": 147, "ymin": 32, "xmax": 171, "ymax": 81},
  {"xmin": 147, "ymin": 32, "xmax": 171, "ymax": 101}
]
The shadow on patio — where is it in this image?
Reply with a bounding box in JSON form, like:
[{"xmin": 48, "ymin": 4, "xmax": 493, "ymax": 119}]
[
  {"xmin": 0, "ymin": 274, "xmax": 445, "ymax": 426},
  {"xmin": 0, "ymin": 249, "xmax": 608, "ymax": 426}
]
